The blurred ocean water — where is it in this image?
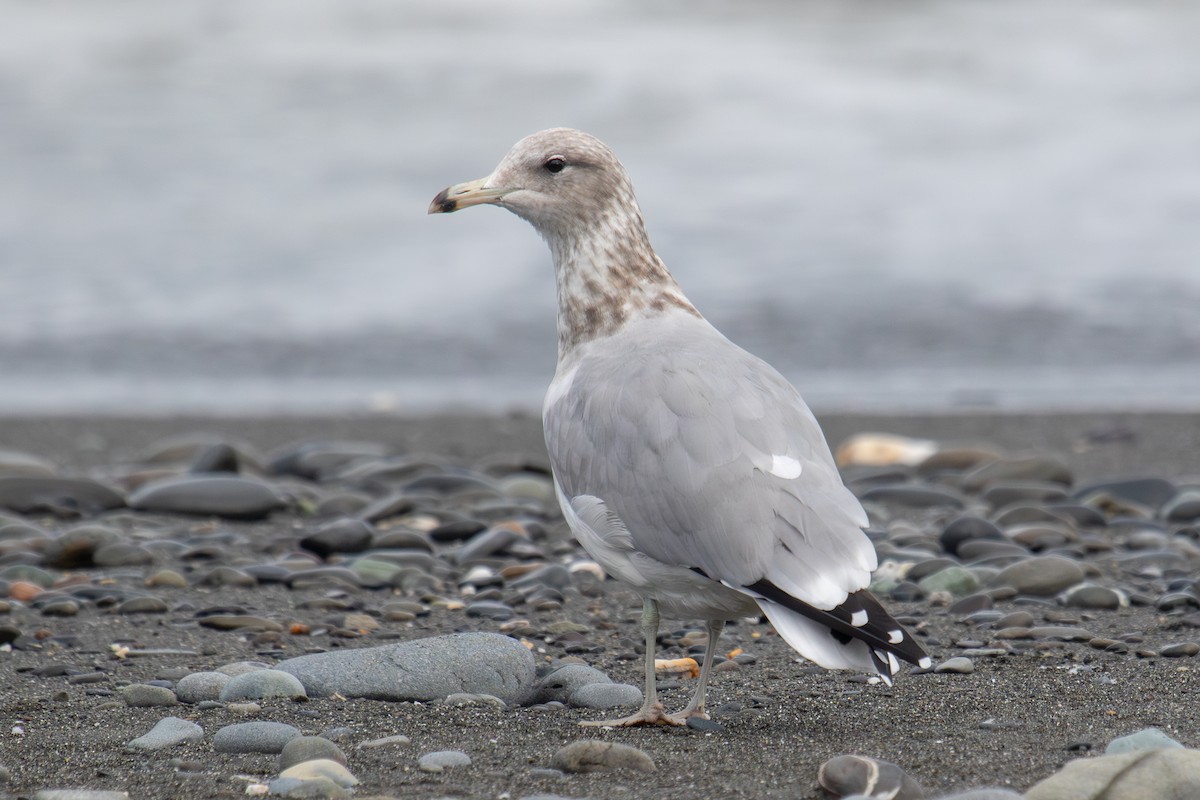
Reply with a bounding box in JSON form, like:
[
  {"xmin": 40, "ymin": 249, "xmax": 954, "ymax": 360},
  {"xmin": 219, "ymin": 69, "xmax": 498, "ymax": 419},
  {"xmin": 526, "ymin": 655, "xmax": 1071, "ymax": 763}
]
[{"xmin": 2, "ymin": 0, "xmax": 1198, "ymax": 414}]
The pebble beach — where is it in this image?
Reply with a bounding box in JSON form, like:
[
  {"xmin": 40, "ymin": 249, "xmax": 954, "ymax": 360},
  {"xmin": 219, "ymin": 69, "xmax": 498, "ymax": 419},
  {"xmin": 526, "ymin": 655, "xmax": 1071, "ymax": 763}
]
[{"xmin": 1, "ymin": 410, "xmax": 1199, "ymax": 800}]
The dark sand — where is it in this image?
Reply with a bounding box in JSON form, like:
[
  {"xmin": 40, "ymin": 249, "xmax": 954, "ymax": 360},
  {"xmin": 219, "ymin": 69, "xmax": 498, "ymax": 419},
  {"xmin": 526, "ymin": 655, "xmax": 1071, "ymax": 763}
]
[{"xmin": 1, "ymin": 411, "xmax": 1198, "ymax": 799}]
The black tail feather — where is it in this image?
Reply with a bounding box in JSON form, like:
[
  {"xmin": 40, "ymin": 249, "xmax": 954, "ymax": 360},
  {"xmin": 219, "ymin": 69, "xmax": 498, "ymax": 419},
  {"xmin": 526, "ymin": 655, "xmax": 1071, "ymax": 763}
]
[{"xmin": 745, "ymin": 580, "xmax": 930, "ymax": 675}]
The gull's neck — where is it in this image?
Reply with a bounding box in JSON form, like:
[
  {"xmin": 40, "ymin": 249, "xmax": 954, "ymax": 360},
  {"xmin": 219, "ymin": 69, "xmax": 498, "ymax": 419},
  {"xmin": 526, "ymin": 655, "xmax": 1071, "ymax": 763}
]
[{"xmin": 543, "ymin": 202, "xmax": 700, "ymax": 359}]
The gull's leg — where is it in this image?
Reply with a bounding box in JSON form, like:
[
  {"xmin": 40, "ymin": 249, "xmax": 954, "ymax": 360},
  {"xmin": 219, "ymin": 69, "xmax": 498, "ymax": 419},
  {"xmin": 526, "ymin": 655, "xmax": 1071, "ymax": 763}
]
[
  {"xmin": 580, "ymin": 597, "xmax": 682, "ymax": 727},
  {"xmin": 668, "ymin": 617, "xmax": 724, "ymax": 722}
]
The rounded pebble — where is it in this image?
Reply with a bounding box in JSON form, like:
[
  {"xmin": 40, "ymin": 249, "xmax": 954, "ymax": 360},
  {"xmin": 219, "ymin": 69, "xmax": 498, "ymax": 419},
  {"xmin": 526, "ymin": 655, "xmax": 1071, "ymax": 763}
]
[
  {"xmin": 567, "ymin": 682, "xmax": 643, "ymax": 710},
  {"xmin": 419, "ymin": 750, "xmax": 473, "ymax": 772},
  {"xmin": 174, "ymin": 671, "xmax": 232, "ymax": 703},
  {"xmin": 121, "ymin": 684, "xmax": 178, "ymax": 707},
  {"xmin": 278, "ymin": 736, "xmax": 349, "ymax": 770},
  {"xmin": 212, "ymin": 721, "xmax": 301, "ymax": 754},
  {"xmin": 219, "ymin": 669, "xmax": 308, "ymax": 701},
  {"xmin": 991, "ymin": 556, "xmax": 1085, "ymax": 596},
  {"xmin": 129, "ymin": 475, "xmax": 286, "ymax": 520}
]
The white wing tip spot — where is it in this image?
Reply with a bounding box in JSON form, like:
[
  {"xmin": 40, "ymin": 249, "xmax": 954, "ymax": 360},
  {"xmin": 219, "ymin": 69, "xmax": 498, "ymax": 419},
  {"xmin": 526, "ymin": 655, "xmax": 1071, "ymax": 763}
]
[
  {"xmin": 850, "ymin": 610, "xmax": 868, "ymax": 627},
  {"xmin": 888, "ymin": 629, "xmax": 904, "ymax": 644},
  {"xmin": 918, "ymin": 656, "xmax": 932, "ymax": 669},
  {"xmin": 769, "ymin": 454, "xmax": 802, "ymax": 480}
]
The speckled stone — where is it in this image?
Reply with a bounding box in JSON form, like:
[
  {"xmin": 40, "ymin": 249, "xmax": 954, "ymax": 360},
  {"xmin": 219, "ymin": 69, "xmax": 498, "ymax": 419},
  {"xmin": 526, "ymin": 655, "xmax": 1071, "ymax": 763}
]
[
  {"xmin": 125, "ymin": 716, "xmax": 203, "ymax": 751},
  {"xmin": 174, "ymin": 671, "xmax": 231, "ymax": 703},
  {"xmin": 568, "ymin": 683, "xmax": 643, "ymax": 710},
  {"xmin": 218, "ymin": 669, "xmax": 307, "ymax": 701},
  {"xmin": 1105, "ymin": 727, "xmax": 1184, "ymax": 754},
  {"xmin": 1025, "ymin": 748, "xmax": 1200, "ymax": 800},
  {"xmin": 418, "ymin": 750, "xmax": 472, "ymax": 772},
  {"xmin": 550, "ymin": 740, "xmax": 655, "ymax": 773}
]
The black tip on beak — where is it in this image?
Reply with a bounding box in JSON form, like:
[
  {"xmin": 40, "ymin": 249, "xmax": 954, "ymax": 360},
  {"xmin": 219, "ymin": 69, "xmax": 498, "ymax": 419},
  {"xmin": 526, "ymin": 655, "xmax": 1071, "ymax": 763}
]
[{"xmin": 429, "ymin": 188, "xmax": 457, "ymax": 215}]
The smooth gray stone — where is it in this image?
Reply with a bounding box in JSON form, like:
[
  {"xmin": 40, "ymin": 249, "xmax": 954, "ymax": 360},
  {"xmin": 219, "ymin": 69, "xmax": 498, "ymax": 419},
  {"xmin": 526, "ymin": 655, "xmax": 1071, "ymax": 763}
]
[
  {"xmin": 1064, "ymin": 585, "xmax": 1123, "ymax": 610},
  {"xmin": 217, "ymin": 660, "xmax": 274, "ymax": 676},
  {"xmin": 860, "ymin": 483, "xmax": 966, "ymax": 509},
  {"xmin": 1105, "ymin": 727, "xmax": 1184, "ymax": 754},
  {"xmin": 278, "ymin": 736, "xmax": 349, "ymax": 770},
  {"xmin": 0, "ymin": 477, "xmax": 125, "ymax": 515},
  {"xmin": 174, "ymin": 671, "xmax": 231, "ymax": 703},
  {"xmin": 1161, "ymin": 642, "xmax": 1200, "ymax": 657},
  {"xmin": 533, "ymin": 664, "xmax": 613, "ymax": 704},
  {"xmin": 1073, "ymin": 477, "xmax": 1177, "ymax": 508},
  {"xmin": 300, "ymin": 518, "xmax": 374, "ymax": 558},
  {"xmin": 1164, "ymin": 489, "xmax": 1200, "ymax": 522},
  {"xmin": 419, "ymin": 750, "xmax": 472, "ymax": 772},
  {"xmin": 568, "ymin": 683, "xmax": 642, "ymax": 710},
  {"xmin": 1027, "ymin": 626, "xmax": 1095, "ymax": 642},
  {"xmin": 129, "ymin": 475, "xmax": 286, "ymax": 520},
  {"xmin": 454, "ymin": 527, "xmax": 521, "ymax": 564},
  {"xmin": 267, "ymin": 440, "xmax": 389, "ymax": 480},
  {"xmin": 983, "ymin": 479, "xmax": 1069, "ymax": 507},
  {"xmin": 199, "ymin": 566, "xmax": 258, "ymax": 587},
  {"xmin": 218, "ymin": 669, "xmax": 307, "ymax": 701},
  {"xmin": 510, "ymin": 564, "xmax": 572, "ymax": 590},
  {"xmin": 465, "ymin": 600, "xmax": 516, "ymax": 620},
  {"xmin": 932, "ymin": 791, "xmax": 1026, "ymax": 800},
  {"xmin": 187, "ymin": 442, "xmax": 241, "ymax": 473},
  {"xmin": 115, "ymin": 596, "xmax": 169, "ymax": 614},
  {"xmin": 125, "ymin": 716, "xmax": 203, "ymax": 751},
  {"xmin": 92, "ymin": 542, "xmax": 154, "ymax": 567},
  {"xmin": 963, "ymin": 455, "xmax": 1073, "ymax": 490},
  {"xmin": 121, "ymin": 684, "xmax": 178, "ymax": 707},
  {"xmin": 276, "ymin": 632, "xmax": 536, "ymax": 704},
  {"xmin": 941, "ymin": 515, "xmax": 1005, "ymax": 556},
  {"xmin": 991, "ymin": 556, "xmax": 1085, "ymax": 596},
  {"xmin": 0, "ymin": 449, "xmax": 56, "ymax": 478},
  {"xmin": 212, "ymin": 721, "xmax": 301, "ymax": 754}
]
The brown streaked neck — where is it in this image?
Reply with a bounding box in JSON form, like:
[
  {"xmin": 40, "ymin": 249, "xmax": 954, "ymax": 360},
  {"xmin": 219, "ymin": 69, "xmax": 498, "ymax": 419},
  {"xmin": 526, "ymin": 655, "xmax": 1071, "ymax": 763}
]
[{"xmin": 547, "ymin": 206, "xmax": 701, "ymax": 358}]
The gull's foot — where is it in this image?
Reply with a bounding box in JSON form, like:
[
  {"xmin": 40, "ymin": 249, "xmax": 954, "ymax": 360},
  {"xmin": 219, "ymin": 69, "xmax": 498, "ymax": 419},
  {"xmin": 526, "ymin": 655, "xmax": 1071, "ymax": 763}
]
[
  {"xmin": 664, "ymin": 707, "xmax": 709, "ymax": 726},
  {"xmin": 579, "ymin": 702, "xmax": 686, "ymax": 727}
]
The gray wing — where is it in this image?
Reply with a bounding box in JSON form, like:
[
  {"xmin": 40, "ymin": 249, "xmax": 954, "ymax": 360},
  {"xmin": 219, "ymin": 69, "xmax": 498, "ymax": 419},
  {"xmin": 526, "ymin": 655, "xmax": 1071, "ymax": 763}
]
[{"xmin": 543, "ymin": 314, "xmax": 876, "ymax": 610}]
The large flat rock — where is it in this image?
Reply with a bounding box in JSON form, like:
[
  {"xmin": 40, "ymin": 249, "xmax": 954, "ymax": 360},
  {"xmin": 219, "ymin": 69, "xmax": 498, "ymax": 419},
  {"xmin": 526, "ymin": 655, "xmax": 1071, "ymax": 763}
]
[{"xmin": 276, "ymin": 632, "xmax": 536, "ymax": 705}]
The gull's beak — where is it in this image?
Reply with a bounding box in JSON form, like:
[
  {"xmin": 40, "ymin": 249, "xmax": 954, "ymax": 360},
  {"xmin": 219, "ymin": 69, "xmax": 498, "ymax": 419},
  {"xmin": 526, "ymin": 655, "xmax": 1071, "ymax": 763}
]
[{"xmin": 428, "ymin": 177, "xmax": 510, "ymax": 214}]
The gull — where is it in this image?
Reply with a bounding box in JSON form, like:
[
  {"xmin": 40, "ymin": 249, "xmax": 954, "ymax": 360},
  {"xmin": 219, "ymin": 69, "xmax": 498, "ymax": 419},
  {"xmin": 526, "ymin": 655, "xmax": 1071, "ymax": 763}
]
[{"xmin": 430, "ymin": 128, "xmax": 929, "ymax": 727}]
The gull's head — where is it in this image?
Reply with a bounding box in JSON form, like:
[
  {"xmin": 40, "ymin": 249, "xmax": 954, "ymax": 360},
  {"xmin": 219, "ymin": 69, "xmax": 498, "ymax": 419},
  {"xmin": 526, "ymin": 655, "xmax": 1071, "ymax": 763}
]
[{"xmin": 428, "ymin": 128, "xmax": 640, "ymax": 241}]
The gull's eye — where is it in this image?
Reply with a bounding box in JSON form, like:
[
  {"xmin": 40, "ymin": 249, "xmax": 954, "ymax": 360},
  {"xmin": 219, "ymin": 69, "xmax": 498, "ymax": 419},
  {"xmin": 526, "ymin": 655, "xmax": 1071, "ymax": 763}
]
[{"xmin": 544, "ymin": 156, "xmax": 566, "ymax": 174}]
